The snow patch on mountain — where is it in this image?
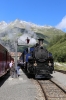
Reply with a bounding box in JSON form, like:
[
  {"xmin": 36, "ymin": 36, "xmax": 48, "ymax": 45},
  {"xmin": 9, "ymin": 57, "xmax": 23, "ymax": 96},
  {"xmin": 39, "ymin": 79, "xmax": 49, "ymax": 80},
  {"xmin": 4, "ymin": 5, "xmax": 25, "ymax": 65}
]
[
  {"xmin": 0, "ymin": 21, "xmax": 8, "ymax": 30},
  {"xmin": 0, "ymin": 19, "xmax": 54, "ymax": 30}
]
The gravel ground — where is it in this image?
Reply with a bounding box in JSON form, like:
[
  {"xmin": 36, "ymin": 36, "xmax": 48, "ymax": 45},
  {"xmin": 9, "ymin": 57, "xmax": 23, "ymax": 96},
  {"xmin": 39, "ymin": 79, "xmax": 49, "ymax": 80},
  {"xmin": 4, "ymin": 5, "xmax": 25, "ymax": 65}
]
[
  {"xmin": 1, "ymin": 69, "xmax": 66, "ymax": 100},
  {"xmin": 51, "ymin": 71, "xmax": 66, "ymax": 91},
  {"xmin": 0, "ymin": 69, "xmax": 40, "ymax": 100}
]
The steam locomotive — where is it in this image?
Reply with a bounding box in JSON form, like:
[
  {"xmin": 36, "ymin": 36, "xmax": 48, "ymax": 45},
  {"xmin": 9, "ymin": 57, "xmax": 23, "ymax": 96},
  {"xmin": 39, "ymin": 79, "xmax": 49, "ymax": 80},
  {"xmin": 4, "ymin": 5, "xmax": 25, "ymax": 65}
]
[
  {"xmin": 19, "ymin": 38, "xmax": 54, "ymax": 78},
  {"xmin": 0, "ymin": 44, "xmax": 14, "ymax": 77}
]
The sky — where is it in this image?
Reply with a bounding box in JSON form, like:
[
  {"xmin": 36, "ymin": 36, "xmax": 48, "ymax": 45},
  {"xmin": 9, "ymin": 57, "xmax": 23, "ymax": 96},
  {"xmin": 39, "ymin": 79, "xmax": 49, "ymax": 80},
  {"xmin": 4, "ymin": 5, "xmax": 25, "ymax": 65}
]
[{"xmin": 0, "ymin": 0, "xmax": 66, "ymax": 31}]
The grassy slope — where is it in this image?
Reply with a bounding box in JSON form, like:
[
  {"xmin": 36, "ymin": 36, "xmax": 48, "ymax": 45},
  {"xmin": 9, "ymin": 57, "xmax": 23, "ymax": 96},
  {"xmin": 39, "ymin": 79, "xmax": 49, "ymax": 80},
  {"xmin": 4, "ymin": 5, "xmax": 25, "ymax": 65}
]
[
  {"xmin": 48, "ymin": 34, "xmax": 66, "ymax": 52},
  {"xmin": 48, "ymin": 34, "xmax": 66, "ymax": 62},
  {"xmin": 35, "ymin": 28, "xmax": 65, "ymax": 45},
  {"xmin": 54, "ymin": 62, "xmax": 66, "ymax": 71}
]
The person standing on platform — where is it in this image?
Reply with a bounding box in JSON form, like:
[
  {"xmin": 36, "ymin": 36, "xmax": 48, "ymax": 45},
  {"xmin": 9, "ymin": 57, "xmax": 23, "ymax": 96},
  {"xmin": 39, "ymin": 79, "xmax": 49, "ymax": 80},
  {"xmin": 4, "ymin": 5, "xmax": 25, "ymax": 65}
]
[
  {"xmin": 16, "ymin": 63, "xmax": 20, "ymax": 77},
  {"xmin": 9, "ymin": 61, "xmax": 15, "ymax": 78}
]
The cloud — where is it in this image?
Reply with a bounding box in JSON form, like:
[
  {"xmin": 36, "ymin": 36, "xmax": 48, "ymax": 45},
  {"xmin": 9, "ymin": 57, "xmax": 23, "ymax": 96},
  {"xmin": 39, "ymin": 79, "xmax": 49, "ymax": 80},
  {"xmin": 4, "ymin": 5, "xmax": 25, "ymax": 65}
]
[{"xmin": 56, "ymin": 16, "xmax": 66, "ymax": 30}]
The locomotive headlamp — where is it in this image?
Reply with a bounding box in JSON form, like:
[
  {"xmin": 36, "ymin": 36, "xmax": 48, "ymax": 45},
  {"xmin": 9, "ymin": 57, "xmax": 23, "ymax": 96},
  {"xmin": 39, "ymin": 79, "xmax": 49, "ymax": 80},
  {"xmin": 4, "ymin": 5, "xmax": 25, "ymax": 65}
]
[
  {"xmin": 34, "ymin": 61, "xmax": 37, "ymax": 66},
  {"xmin": 48, "ymin": 61, "xmax": 52, "ymax": 66}
]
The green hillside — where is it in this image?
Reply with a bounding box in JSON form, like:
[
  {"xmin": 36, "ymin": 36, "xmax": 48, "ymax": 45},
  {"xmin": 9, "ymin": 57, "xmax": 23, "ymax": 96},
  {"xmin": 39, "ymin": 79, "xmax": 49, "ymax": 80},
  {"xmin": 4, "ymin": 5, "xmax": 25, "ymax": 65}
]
[
  {"xmin": 48, "ymin": 34, "xmax": 66, "ymax": 62},
  {"xmin": 35, "ymin": 28, "xmax": 65, "ymax": 45}
]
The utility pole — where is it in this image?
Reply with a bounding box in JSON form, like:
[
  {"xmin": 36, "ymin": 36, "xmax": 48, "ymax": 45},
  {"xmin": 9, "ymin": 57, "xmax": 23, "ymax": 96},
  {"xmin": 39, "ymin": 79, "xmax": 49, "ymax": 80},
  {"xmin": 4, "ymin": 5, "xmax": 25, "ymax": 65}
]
[
  {"xmin": 14, "ymin": 39, "xmax": 18, "ymax": 78},
  {"xmin": 14, "ymin": 36, "xmax": 30, "ymax": 78}
]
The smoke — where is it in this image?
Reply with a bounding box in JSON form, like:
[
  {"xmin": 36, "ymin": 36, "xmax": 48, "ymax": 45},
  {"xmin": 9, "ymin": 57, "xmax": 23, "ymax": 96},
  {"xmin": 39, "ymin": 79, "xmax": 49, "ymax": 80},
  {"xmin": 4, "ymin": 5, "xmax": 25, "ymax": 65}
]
[
  {"xmin": 18, "ymin": 25, "xmax": 37, "ymax": 45},
  {"xmin": 0, "ymin": 22, "xmax": 37, "ymax": 52},
  {"xmin": 18, "ymin": 33, "xmax": 37, "ymax": 45},
  {"xmin": 0, "ymin": 27, "xmax": 20, "ymax": 52}
]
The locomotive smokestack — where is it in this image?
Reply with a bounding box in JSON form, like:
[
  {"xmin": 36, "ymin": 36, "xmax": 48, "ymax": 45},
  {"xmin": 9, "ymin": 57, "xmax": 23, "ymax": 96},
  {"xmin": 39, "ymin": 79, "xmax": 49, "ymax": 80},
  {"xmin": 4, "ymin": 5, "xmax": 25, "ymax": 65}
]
[{"xmin": 38, "ymin": 38, "xmax": 44, "ymax": 46}]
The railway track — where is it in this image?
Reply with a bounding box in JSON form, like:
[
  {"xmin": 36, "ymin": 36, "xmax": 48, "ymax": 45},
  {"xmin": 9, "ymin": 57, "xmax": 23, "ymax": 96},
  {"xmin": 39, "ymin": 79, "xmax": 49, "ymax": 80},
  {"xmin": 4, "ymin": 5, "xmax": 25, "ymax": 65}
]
[{"xmin": 37, "ymin": 79, "xmax": 66, "ymax": 100}]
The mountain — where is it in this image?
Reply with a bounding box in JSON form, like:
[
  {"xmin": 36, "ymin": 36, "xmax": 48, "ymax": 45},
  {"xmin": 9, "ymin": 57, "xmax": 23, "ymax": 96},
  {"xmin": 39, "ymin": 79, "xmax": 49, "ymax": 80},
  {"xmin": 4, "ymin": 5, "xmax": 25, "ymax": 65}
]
[{"xmin": 0, "ymin": 19, "xmax": 65, "ymax": 51}]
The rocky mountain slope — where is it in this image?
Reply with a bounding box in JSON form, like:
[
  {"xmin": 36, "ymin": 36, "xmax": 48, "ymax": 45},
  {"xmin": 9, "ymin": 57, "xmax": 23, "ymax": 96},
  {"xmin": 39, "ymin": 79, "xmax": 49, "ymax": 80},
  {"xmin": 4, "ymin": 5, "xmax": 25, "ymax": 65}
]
[{"xmin": 0, "ymin": 19, "xmax": 65, "ymax": 51}]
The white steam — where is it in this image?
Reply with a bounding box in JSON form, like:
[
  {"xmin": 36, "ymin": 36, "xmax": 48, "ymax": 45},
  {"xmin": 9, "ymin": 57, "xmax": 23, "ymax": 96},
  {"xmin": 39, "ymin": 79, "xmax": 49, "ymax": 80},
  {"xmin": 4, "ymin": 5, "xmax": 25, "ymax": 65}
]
[
  {"xmin": 18, "ymin": 25, "xmax": 37, "ymax": 45},
  {"xmin": 0, "ymin": 20, "xmax": 37, "ymax": 52},
  {"xmin": 18, "ymin": 34, "xmax": 37, "ymax": 45}
]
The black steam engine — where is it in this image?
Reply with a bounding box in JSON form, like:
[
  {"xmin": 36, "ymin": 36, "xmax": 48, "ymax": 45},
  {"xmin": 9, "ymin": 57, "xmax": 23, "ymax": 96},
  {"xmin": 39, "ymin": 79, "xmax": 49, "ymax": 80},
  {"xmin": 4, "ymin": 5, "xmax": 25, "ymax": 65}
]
[{"xmin": 20, "ymin": 38, "xmax": 54, "ymax": 78}]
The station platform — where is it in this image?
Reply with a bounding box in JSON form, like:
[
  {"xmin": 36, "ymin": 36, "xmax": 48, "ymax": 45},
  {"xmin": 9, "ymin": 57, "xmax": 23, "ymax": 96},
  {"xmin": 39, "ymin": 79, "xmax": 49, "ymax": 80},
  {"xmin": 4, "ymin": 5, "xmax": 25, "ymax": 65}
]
[
  {"xmin": 0, "ymin": 69, "xmax": 42, "ymax": 100},
  {"xmin": 0, "ymin": 69, "xmax": 66, "ymax": 100},
  {"xmin": 51, "ymin": 71, "xmax": 66, "ymax": 91}
]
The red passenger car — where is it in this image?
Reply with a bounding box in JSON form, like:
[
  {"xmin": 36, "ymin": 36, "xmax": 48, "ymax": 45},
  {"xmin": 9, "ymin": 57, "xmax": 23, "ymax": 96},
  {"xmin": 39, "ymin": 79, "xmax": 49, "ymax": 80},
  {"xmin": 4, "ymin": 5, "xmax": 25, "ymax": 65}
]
[{"xmin": 0, "ymin": 44, "xmax": 14, "ymax": 77}]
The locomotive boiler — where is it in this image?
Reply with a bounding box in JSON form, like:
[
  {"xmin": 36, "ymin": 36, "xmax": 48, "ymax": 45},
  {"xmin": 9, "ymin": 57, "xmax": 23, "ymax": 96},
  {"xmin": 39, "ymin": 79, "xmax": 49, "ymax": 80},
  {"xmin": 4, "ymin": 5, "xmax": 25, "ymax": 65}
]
[{"xmin": 20, "ymin": 38, "xmax": 54, "ymax": 78}]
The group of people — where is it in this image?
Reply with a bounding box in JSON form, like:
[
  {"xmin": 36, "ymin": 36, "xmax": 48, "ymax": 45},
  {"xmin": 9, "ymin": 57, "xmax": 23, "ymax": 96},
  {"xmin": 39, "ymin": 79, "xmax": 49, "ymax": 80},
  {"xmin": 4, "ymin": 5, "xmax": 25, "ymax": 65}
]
[{"xmin": 9, "ymin": 60, "xmax": 20, "ymax": 78}]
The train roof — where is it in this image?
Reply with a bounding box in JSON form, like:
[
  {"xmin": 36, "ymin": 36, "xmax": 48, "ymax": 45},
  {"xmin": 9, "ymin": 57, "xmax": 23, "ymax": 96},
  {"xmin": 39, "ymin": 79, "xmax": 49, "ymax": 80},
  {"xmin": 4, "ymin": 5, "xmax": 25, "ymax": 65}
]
[
  {"xmin": 0, "ymin": 44, "xmax": 10, "ymax": 54},
  {"xmin": 0, "ymin": 44, "xmax": 8, "ymax": 50}
]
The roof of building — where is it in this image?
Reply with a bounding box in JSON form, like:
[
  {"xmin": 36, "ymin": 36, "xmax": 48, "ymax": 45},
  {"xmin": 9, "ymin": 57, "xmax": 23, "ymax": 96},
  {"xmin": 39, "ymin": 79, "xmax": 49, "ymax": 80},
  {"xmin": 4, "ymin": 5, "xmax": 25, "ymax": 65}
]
[{"xmin": 10, "ymin": 52, "xmax": 22, "ymax": 57}]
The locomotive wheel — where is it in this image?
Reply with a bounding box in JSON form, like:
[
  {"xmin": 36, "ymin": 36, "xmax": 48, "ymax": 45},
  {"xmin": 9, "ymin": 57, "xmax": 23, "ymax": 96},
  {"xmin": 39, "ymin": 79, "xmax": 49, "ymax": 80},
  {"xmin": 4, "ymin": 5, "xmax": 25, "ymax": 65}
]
[
  {"xmin": 24, "ymin": 63, "xmax": 27, "ymax": 72},
  {"xmin": 26, "ymin": 63, "xmax": 32, "ymax": 77},
  {"xmin": 27, "ymin": 63, "xmax": 30, "ymax": 73},
  {"xmin": 33, "ymin": 74, "xmax": 37, "ymax": 79}
]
